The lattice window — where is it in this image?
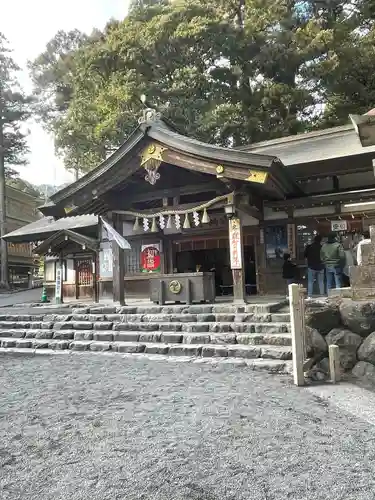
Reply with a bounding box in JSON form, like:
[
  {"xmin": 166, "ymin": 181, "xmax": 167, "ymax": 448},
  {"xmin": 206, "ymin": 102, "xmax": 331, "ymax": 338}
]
[
  {"xmin": 76, "ymin": 259, "xmax": 92, "ymax": 286},
  {"xmin": 126, "ymin": 244, "xmax": 141, "ymax": 274}
]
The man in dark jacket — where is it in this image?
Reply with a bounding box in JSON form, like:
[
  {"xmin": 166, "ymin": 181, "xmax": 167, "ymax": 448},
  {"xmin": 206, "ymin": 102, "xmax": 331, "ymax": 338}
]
[
  {"xmin": 283, "ymin": 253, "xmax": 299, "ymax": 297},
  {"xmin": 304, "ymin": 235, "xmax": 324, "ymax": 298},
  {"xmin": 320, "ymin": 232, "xmax": 345, "ymax": 292}
]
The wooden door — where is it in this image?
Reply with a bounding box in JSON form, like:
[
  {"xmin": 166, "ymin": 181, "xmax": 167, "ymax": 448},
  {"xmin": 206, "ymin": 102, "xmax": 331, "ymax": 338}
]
[
  {"xmin": 75, "ymin": 258, "xmax": 93, "ymax": 299},
  {"xmin": 244, "ymin": 234, "xmax": 258, "ymax": 295}
]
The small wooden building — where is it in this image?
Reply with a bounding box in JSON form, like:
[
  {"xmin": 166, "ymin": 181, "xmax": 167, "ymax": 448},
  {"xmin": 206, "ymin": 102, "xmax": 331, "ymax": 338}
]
[
  {"xmin": 4, "ymin": 214, "xmax": 99, "ymax": 300},
  {"xmin": 5, "ymin": 110, "xmax": 375, "ymax": 301},
  {"xmin": 5, "ymin": 186, "xmax": 43, "ymax": 286}
]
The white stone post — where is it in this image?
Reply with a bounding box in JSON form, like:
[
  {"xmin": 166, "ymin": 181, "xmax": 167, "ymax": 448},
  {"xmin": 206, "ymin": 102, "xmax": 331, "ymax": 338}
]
[{"xmin": 289, "ymin": 283, "xmax": 305, "ymax": 386}]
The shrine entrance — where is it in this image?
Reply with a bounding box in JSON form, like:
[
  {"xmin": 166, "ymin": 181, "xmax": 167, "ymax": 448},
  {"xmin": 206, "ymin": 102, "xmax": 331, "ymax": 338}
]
[
  {"xmin": 75, "ymin": 257, "xmax": 94, "ymax": 299},
  {"xmin": 173, "ymin": 233, "xmax": 257, "ymax": 296}
]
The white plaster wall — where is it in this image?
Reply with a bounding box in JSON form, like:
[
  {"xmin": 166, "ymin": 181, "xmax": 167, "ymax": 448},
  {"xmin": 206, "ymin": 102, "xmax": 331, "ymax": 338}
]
[
  {"xmin": 66, "ymin": 259, "xmax": 75, "ymax": 283},
  {"xmin": 45, "ymin": 261, "xmax": 55, "ymax": 282},
  {"xmin": 294, "ymin": 206, "xmax": 336, "ymax": 217},
  {"xmin": 341, "ymin": 203, "xmax": 375, "ymax": 214}
]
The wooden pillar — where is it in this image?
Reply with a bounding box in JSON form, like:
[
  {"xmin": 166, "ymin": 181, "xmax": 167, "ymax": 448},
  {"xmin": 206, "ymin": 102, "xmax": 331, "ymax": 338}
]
[
  {"xmin": 329, "ymin": 345, "xmax": 341, "ymax": 383},
  {"xmin": 27, "ymin": 269, "xmax": 33, "ymax": 289},
  {"xmin": 289, "ymin": 283, "xmax": 305, "ymax": 386},
  {"xmin": 112, "ymin": 241, "xmax": 125, "ymax": 305},
  {"xmin": 228, "ymin": 217, "xmax": 246, "ymax": 304},
  {"xmin": 165, "ymin": 238, "xmax": 174, "ymax": 274},
  {"xmin": 256, "ymin": 225, "xmax": 266, "ymax": 295},
  {"xmin": 112, "ymin": 213, "xmax": 125, "ymax": 305},
  {"xmin": 160, "ymin": 238, "xmax": 166, "ymax": 274},
  {"xmin": 92, "ymin": 252, "xmax": 99, "ymax": 303}
]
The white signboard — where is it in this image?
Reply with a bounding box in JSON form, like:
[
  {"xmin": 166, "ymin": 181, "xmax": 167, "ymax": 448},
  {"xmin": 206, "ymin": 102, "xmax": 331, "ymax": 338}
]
[
  {"xmin": 229, "ymin": 218, "xmax": 242, "ymax": 270},
  {"xmin": 99, "ymin": 243, "xmax": 113, "ymax": 278},
  {"xmin": 331, "ymin": 220, "xmax": 348, "ymax": 232},
  {"xmin": 55, "ymin": 267, "xmax": 62, "ymax": 300}
]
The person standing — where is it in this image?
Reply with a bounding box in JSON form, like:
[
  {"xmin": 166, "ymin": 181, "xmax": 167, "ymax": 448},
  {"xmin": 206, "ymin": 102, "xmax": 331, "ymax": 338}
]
[
  {"xmin": 304, "ymin": 235, "xmax": 324, "ymax": 298},
  {"xmin": 282, "ymin": 253, "xmax": 299, "ymax": 297},
  {"xmin": 320, "ymin": 233, "xmax": 345, "ymax": 292},
  {"xmin": 356, "ymin": 230, "xmax": 371, "ymax": 265},
  {"xmin": 342, "ymin": 238, "xmax": 354, "ymax": 287}
]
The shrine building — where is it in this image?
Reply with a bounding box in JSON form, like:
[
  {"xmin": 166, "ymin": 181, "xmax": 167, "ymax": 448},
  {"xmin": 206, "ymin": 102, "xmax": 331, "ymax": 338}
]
[{"xmin": 4, "ymin": 109, "xmax": 375, "ymax": 302}]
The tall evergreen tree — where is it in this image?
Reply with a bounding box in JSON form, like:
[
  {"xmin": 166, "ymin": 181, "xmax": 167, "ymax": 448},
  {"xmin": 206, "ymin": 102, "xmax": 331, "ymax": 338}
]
[
  {"xmin": 0, "ymin": 34, "xmax": 32, "ymax": 287},
  {"xmin": 30, "ymin": 0, "xmax": 375, "ymax": 173}
]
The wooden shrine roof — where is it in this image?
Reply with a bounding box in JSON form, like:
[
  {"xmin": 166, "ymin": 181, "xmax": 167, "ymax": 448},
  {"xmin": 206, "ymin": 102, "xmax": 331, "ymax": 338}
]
[
  {"xmin": 34, "ymin": 229, "xmax": 99, "ymax": 256},
  {"xmin": 39, "ymin": 115, "xmax": 301, "ymax": 218},
  {"xmin": 3, "ymin": 214, "xmax": 98, "ymax": 243}
]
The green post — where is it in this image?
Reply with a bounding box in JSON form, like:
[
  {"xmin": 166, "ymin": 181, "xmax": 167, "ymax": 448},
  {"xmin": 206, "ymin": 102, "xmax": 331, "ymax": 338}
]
[{"xmin": 41, "ymin": 286, "xmax": 48, "ymax": 303}]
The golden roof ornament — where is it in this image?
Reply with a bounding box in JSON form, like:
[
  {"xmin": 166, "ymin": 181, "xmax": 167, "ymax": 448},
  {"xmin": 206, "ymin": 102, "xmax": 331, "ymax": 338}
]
[{"xmin": 140, "ymin": 143, "xmax": 167, "ymax": 185}]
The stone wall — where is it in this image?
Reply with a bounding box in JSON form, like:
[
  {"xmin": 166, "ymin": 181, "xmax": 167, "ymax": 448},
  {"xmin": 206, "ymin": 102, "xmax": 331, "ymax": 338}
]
[{"xmin": 305, "ymin": 298, "xmax": 375, "ymax": 383}]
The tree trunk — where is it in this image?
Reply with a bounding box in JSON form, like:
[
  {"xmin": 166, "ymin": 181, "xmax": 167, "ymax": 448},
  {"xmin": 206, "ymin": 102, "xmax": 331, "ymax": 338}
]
[
  {"xmin": 0, "ymin": 115, "xmax": 9, "ymax": 289},
  {"xmin": 236, "ymin": 0, "xmax": 245, "ymax": 29}
]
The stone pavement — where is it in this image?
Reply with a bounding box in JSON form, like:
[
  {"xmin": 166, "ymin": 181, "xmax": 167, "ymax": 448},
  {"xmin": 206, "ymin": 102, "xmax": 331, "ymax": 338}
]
[
  {"xmin": 0, "ymin": 287, "xmax": 42, "ymax": 308},
  {"xmin": 1, "ymin": 354, "xmax": 375, "ymax": 500}
]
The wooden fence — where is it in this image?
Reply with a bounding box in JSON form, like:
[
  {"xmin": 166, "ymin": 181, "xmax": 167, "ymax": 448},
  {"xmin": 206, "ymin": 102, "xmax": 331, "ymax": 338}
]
[{"xmin": 289, "ymin": 283, "xmax": 341, "ymax": 386}]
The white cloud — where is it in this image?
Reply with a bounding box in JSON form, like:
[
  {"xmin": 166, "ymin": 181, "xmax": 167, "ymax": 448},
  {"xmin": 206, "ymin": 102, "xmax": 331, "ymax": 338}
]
[{"xmin": 0, "ymin": 0, "xmax": 130, "ymax": 186}]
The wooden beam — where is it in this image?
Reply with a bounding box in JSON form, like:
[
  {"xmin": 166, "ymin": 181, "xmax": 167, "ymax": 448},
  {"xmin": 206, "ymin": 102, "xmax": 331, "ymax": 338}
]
[
  {"xmin": 100, "ymin": 182, "xmax": 224, "ymax": 209},
  {"xmin": 238, "ymin": 204, "xmax": 262, "ymax": 220},
  {"xmin": 291, "ymin": 155, "xmax": 374, "ymax": 181},
  {"xmin": 113, "ymin": 198, "xmax": 229, "ymax": 217},
  {"xmin": 265, "ymin": 187, "xmax": 375, "ymax": 210},
  {"xmin": 124, "ymin": 181, "xmax": 224, "ymax": 203},
  {"xmin": 218, "ymin": 177, "xmax": 237, "ymax": 192},
  {"xmin": 164, "ymin": 149, "xmax": 274, "ymax": 188},
  {"xmin": 238, "ymin": 191, "xmax": 263, "ymax": 214}
]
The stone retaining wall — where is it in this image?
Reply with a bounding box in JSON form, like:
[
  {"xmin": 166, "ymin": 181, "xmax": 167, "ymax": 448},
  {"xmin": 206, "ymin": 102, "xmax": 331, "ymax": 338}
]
[{"xmin": 305, "ymin": 298, "xmax": 375, "ymax": 383}]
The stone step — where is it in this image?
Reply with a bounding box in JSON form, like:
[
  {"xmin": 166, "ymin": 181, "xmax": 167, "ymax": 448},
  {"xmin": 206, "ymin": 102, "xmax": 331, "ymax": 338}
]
[
  {"xmin": 0, "ymin": 329, "xmax": 292, "ymax": 346},
  {"xmin": 74, "ymin": 303, "xmax": 287, "ymax": 315},
  {"xmin": 0, "ymin": 321, "xmax": 54, "ymax": 329},
  {"xmin": 0, "ymin": 312, "xmax": 291, "ymax": 324},
  {"xmin": 0, "ymin": 337, "xmax": 292, "ymax": 360},
  {"xmin": 0, "ymin": 321, "xmax": 290, "ymax": 334},
  {"xmin": 0, "ymin": 346, "xmax": 290, "ymax": 373}
]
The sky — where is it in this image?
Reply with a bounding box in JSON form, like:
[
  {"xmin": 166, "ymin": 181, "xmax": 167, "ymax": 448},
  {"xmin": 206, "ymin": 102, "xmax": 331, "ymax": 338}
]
[{"xmin": 0, "ymin": 0, "xmax": 130, "ymax": 186}]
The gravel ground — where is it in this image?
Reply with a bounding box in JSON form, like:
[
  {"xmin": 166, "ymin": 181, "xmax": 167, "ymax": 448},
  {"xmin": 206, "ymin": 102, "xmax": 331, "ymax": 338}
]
[{"xmin": 1, "ymin": 354, "xmax": 375, "ymax": 500}]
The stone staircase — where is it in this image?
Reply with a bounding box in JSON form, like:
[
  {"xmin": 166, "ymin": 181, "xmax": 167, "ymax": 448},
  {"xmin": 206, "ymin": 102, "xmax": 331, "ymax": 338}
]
[{"xmin": 0, "ymin": 302, "xmax": 292, "ymax": 372}]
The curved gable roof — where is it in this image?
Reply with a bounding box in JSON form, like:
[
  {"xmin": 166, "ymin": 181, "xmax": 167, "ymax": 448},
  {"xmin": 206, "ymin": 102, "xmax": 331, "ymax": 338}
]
[{"xmin": 41, "ymin": 116, "xmax": 299, "ymax": 217}]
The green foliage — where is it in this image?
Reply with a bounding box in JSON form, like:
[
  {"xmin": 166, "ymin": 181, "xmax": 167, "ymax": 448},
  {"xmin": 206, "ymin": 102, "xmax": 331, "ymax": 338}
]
[
  {"xmin": 30, "ymin": 0, "xmax": 375, "ymax": 173},
  {"xmin": 6, "ymin": 177, "xmax": 41, "ymax": 198},
  {"xmin": 0, "ymin": 33, "xmax": 32, "ymax": 169}
]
